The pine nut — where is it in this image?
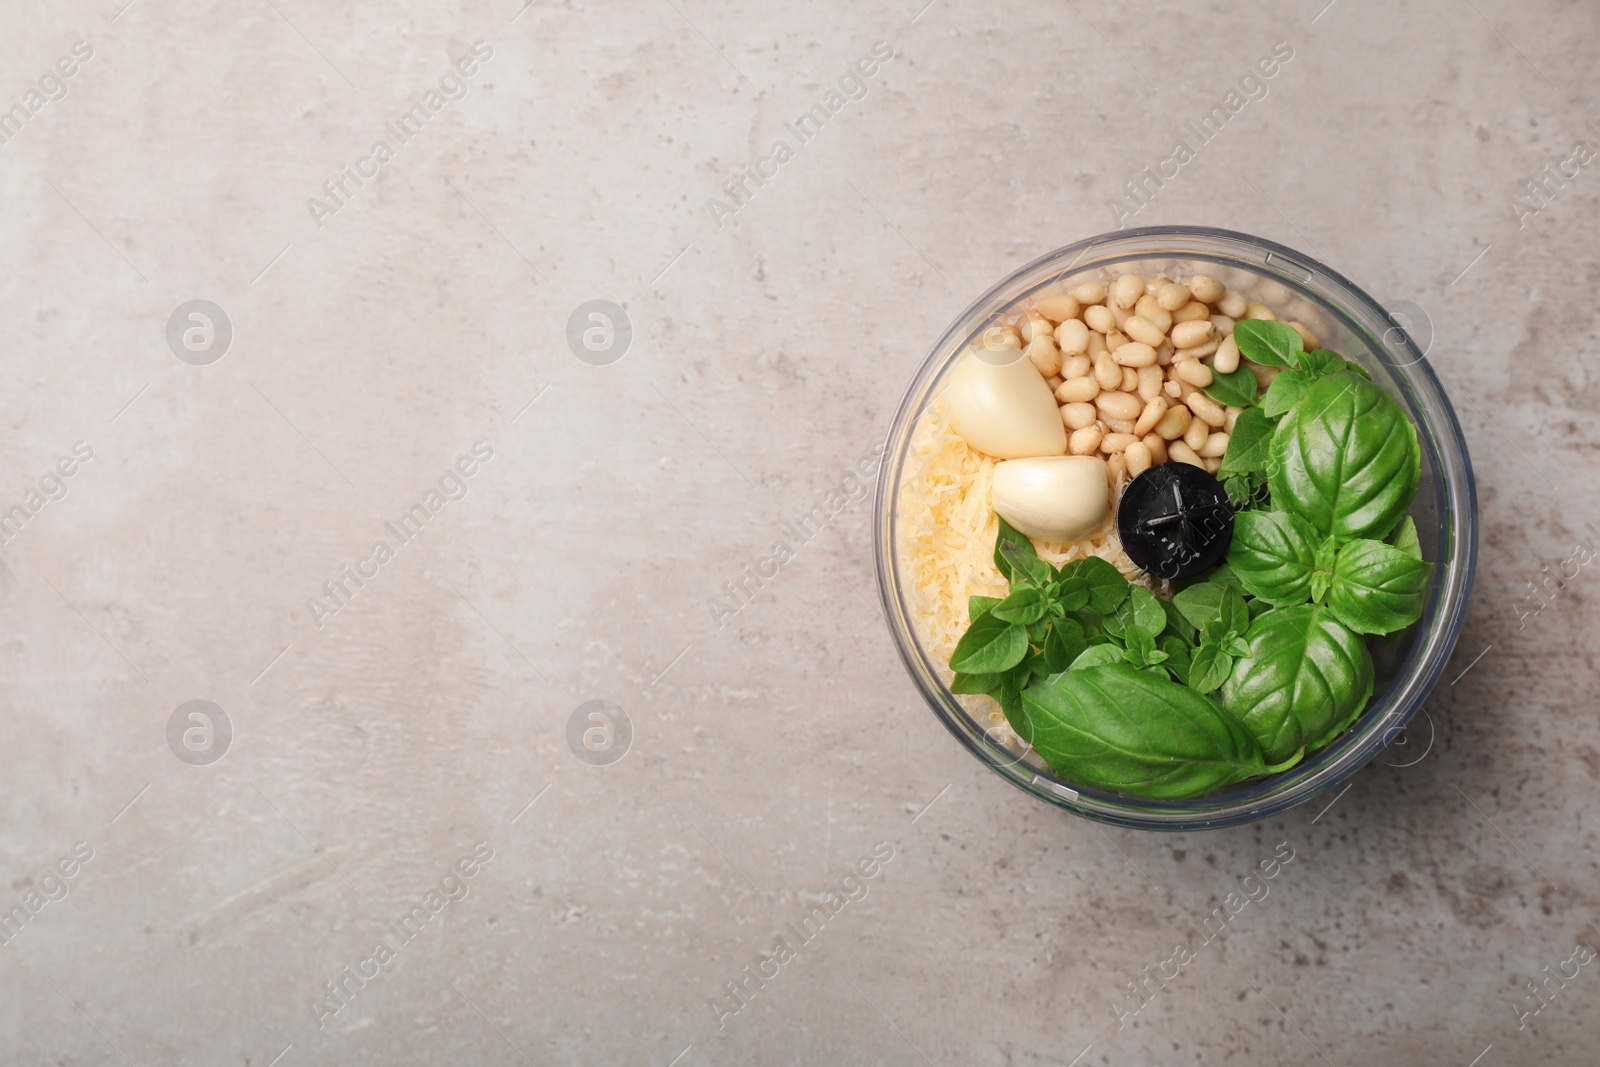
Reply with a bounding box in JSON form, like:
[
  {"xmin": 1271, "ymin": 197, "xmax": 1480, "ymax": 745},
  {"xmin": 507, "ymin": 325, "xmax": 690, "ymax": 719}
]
[
  {"xmin": 1037, "ymin": 294, "xmax": 1081, "ymax": 322},
  {"xmin": 1096, "ymin": 390, "xmax": 1142, "ymax": 421},
  {"xmin": 1156, "ymin": 340, "xmax": 1174, "ymax": 365},
  {"xmin": 1256, "ymin": 279, "xmax": 1293, "ymax": 305},
  {"xmin": 1046, "ymin": 374, "xmax": 1064, "ymax": 390},
  {"xmin": 1111, "ymin": 303, "xmax": 1133, "ymax": 329},
  {"xmin": 1056, "ymin": 376, "xmax": 1100, "ymax": 403},
  {"xmin": 1119, "ymin": 365, "xmax": 1139, "ymax": 393},
  {"xmin": 1214, "ymin": 334, "xmax": 1241, "ymax": 374},
  {"xmin": 1288, "ymin": 320, "xmax": 1321, "ymax": 351},
  {"xmin": 1168, "ymin": 440, "xmax": 1205, "ymax": 468},
  {"xmin": 1185, "ymin": 338, "xmax": 1220, "ymax": 359},
  {"xmin": 1172, "ymin": 320, "xmax": 1215, "ymax": 349},
  {"xmin": 1183, "ymin": 412, "xmax": 1210, "ymax": 451},
  {"xmin": 1200, "ymin": 431, "xmax": 1230, "ymax": 458},
  {"xmin": 1103, "ymin": 415, "xmax": 1136, "ymax": 434},
  {"xmin": 1156, "ymin": 283, "xmax": 1190, "ymax": 311},
  {"xmin": 1019, "ymin": 309, "xmax": 1052, "ymax": 342},
  {"xmin": 1134, "ymin": 295, "xmax": 1173, "ymax": 335},
  {"xmin": 1154, "ymin": 404, "xmax": 1191, "ymax": 440},
  {"xmin": 1123, "ymin": 316, "xmax": 1166, "ymax": 348},
  {"xmin": 1189, "ymin": 274, "xmax": 1225, "ymax": 304},
  {"xmin": 1069, "ymin": 425, "xmax": 1104, "ymax": 455},
  {"xmin": 1225, "ymin": 406, "xmax": 1241, "ymax": 434},
  {"xmin": 1163, "ymin": 380, "xmax": 1181, "ymax": 398},
  {"xmin": 1112, "ymin": 273, "xmax": 1145, "ymax": 309},
  {"xmin": 1218, "ymin": 289, "xmax": 1248, "ymax": 318},
  {"xmin": 1113, "ymin": 341, "xmax": 1158, "ymax": 368},
  {"xmin": 1134, "ymin": 396, "xmax": 1168, "ymax": 435},
  {"xmin": 1061, "ymin": 354, "xmax": 1092, "ymax": 379},
  {"xmin": 1143, "ymin": 433, "xmax": 1168, "ymax": 464},
  {"xmin": 1245, "ymin": 302, "xmax": 1277, "ymax": 321},
  {"xmin": 1071, "ymin": 281, "xmax": 1107, "ymax": 305},
  {"xmin": 1055, "ymin": 318, "xmax": 1090, "ymax": 355},
  {"xmin": 1172, "ymin": 301, "xmax": 1210, "ymax": 324},
  {"xmin": 1086, "ymin": 331, "xmax": 1108, "ymax": 359},
  {"xmin": 1026, "ymin": 335, "xmax": 1062, "ymax": 377},
  {"xmin": 1186, "ymin": 391, "xmax": 1226, "ymax": 428},
  {"xmin": 1208, "ymin": 314, "xmax": 1234, "ymax": 336},
  {"xmin": 1137, "ymin": 365, "xmax": 1164, "ymax": 401},
  {"xmin": 1248, "ymin": 363, "xmax": 1281, "ymax": 390},
  {"xmin": 1101, "ymin": 432, "xmax": 1139, "ymax": 454},
  {"xmin": 1094, "ymin": 351, "xmax": 1122, "ymax": 389},
  {"xmin": 1124, "ymin": 441, "xmax": 1153, "ymax": 477},
  {"xmin": 1107, "ymin": 453, "xmax": 1128, "ymax": 485},
  {"xmin": 1204, "ymin": 456, "xmax": 1222, "ymax": 474},
  {"xmin": 1105, "ymin": 331, "xmax": 1130, "ymax": 353},
  {"xmin": 1175, "ymin": 360, "xmax": 1214, "ymax": 388},
  {"xmin": 1061, "ymin": 401, "xmax": 1098, "ymax": 430},
  {"xmin": 1085, "ymin": 304, "xmax": 1116, "ymax": 333}
]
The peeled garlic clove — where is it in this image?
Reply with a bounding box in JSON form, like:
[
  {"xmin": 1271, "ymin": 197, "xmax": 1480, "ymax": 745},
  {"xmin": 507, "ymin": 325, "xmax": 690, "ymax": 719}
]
[
  {"xmin": 945, "ymin": 345, "xmax": 1067, "ymax": 460},
  {"xmin": 991, "ymin": 456, "xmax": 1110, "ymax": 543}
]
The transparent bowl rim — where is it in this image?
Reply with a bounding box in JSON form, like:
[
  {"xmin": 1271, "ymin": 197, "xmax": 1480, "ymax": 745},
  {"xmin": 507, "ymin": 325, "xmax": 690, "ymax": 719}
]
[{"xmin": 872, "ymin": 225, "xmax": 1479, "ymax": 830}]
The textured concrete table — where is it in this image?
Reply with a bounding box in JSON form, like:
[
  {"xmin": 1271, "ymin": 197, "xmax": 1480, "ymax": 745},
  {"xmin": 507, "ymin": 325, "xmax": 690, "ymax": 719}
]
[{"xmin": 2, "ymin": 0, "xmax": 1598, "ymax": 1063}]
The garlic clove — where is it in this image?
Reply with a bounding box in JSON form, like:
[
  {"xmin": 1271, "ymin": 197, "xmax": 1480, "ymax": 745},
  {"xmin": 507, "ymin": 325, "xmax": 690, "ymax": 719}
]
[
  {"xmin": 991, "ymin": 455, "xmax": 1110, "ymax": 543},
  {"xmin": 945, "ymin": 344, "xmax": 1068, "ymax": 460}
]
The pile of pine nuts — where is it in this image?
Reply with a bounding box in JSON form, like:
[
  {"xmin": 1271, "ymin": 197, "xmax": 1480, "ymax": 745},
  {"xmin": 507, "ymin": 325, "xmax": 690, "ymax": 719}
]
[{"xmin": 991, "ymin": 270, "xmax": 1322, "ymax": 485}]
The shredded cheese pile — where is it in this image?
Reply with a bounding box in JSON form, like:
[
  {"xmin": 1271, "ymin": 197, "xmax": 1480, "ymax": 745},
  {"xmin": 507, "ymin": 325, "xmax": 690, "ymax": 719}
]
[{"xmin": 895, "ymin": 397, "xmax": 1166, "ymax": 740}]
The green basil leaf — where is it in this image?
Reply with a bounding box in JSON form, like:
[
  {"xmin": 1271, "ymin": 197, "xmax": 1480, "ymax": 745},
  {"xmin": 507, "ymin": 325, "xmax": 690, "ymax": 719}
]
[
  {"xmin": 1111, "ymin": 585, "xmax": 1166, "ymax": 640},
  {"xmin": 1159, "ymin": 597, "xmax": 1198, "ymax": 643},
  {"xmin": 1268, "ymin": 375, "xmax": 1421, "ymax": 542},
  {"xmin": 1226, "ymin": 510, "xmax": 1320, "ymax": 606},
  {"xmin": 1000, "ymin": 539, "xmax": 1052, "ymax": 587},
  {"xmin": 968, "ymin": 595, "xmax": 1002, "ymax": 621},
  {"xmin": 1224, "ymin": 636, "xmax": 1250, "ymax": 658},
  {"xmin": 1200, "ymin": 616, "xmax": 1227, "ymax": 645},
  {"xmin": 1068, "ymin": 644, "xmax": 1124, "ymax": 671},
  {"xmin": 1172, "ymin": 581, "xmax": 1227, "ymax": 631},
  {"xmin": 1247, "ymin": 597, "xmax": 1273, "ymax": 619},
  {"xmin": 1297, "ymin": 349, "xmax": 1342, "ymax": 378},
  {"xmin": 1339, "ymin": 359, "xmax": 1370, "ymax": 381},
  {"xmin": 950, "ymin": 612, "xmax": 1029, "ymax": 674},
  {"xmin": 1187, "ymin": 645, "xmax": 1233, "ymax": 694},
  {"xmin": 1159, "ymin": 634, "xmax": 1193, "ymax": 683},
  {"xmin": 995, "ymin": 676, "xmax": 1029, "ymax": 741},
  {"xmin": 994, "ymin": 515, "xmax": 1038, "ymax": 582},
  {"xmin": 1232, "ymin": 319, "xmax": 1303, "ymax": 368},
  {"xmin": 1020, "ymin": 665, "xmax": 1278, "ymax": 798},
  {"xmin": 1260, "ymin": 368, "xmax": 1310, "ymax": 418},
  {"xmin": 993, "ymin": 585, "xmax": 1047, "ymax": 624},
  {"xmin": 950, "ymin": 672, "xmax": 997, "ymax": 695},
  {"xmin": 1069, "ymin": 556, "xmax": 1131, "ymax": 614},
  {"xmin": 1327, "ymin": 538, "xmax": 1433, "ymax": 635},
  {"xmin": 1206, "ymin": 367, "xmax": 1259, "ymax": 408},
  {"xmin": 1221, "ymin": 605, "xmax": 1374, "ymax": 764},
  {"xmin": 1220, "ymin": 585, "xmax": 1251, "ymax": 637},
  {"xmin": 1389, "ymin": 515, "xmax": 1422, "ymax": 561},
  {"xmin": 1051, "ymin": 574, "xmax": 1090, "ymax": 613},
  {"xmin": 1217, "ymin": 407, "xmax": 1274, "ymax": 477},
  {"xmin": 1124, "ymin": 626, "xmax": 1163, "ymax": 665},
  {"xmin": 1043, "ymin": 618, "xmax": 1086, "ymax": 673}
]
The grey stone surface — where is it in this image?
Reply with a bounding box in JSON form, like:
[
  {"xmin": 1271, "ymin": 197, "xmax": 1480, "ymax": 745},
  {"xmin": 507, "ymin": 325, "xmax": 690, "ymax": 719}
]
[{"xmin": 1, "ymin": 0, "xmax": 1597, "ymax": 1063}]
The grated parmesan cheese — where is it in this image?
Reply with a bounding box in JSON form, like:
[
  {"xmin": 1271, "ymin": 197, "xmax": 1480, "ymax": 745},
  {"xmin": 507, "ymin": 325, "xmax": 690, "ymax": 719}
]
[{"xmin": 895, "ymin": 397, "xmax": 1168, "ymax": 745}]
